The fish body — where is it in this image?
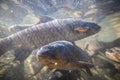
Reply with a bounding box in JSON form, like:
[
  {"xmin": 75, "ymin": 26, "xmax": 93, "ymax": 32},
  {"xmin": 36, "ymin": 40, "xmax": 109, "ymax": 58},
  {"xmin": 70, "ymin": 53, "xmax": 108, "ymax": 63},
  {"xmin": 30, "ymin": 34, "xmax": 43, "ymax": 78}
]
[{"xmin": 36, "ymin": 40, "xmax": 93, "ymax": 70}]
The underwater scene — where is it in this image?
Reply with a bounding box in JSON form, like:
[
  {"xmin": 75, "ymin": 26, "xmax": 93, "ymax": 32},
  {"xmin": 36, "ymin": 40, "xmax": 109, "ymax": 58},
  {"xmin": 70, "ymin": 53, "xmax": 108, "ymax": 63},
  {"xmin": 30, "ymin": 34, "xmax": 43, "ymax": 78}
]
[{"xmin": 0, "ymin": 0, "xmax": 120, "ymax": 80}]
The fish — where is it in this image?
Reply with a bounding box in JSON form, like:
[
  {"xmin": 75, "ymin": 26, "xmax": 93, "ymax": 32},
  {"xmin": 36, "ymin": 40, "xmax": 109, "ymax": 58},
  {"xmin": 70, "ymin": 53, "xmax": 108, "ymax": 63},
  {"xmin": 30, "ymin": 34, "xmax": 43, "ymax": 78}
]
[
  {"xmin": 0, "ymin": 18, "xmax": 101, "ymax": 62},
  {"xmin": 36, "ymin": 40, "xmax": 93, "ymax": 75}
]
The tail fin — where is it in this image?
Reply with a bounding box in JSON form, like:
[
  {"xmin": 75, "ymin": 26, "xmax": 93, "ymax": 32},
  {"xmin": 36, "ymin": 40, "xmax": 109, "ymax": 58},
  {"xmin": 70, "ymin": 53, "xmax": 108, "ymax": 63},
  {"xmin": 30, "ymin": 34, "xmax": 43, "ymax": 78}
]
[{"xmin": 0, "ymin": 37, "xmax": 13, "ymax": 57}]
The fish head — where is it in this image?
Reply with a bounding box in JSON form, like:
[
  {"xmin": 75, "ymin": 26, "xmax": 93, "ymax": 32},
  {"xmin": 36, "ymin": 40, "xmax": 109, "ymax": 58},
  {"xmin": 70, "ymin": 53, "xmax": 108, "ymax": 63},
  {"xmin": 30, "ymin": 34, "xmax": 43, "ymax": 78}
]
[
  {"xmin": 36, "ymin": 43, "xmax": 68, "ymax": 68},
  {"xmin": 36, "ymin": 45, "xmax": 58, "ymax": 66},
  {"xmin": 70, "ymin": 20, "xmax": 101, "ymax": 39}
]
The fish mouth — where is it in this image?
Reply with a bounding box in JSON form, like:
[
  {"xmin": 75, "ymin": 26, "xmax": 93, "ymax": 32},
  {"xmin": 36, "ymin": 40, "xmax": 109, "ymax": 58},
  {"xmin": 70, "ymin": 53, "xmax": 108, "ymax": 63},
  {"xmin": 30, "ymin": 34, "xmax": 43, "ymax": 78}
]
[
  {"xmin": 87, "ymin": 27, "xmax": 100, "ymax": 35},
  {"xmin": 98, "ymin": 26, "xmax": 101, "ymax": 32},
  {"xmin": 96, "ymin": 28, "xmax": 101, "ymax": 33},
  {"xmin": 93, "ymin": 26, "xmax": 101, "ymax": 34},
  {"xmin": 97, "ymin": 25, "xmax": 101, "ymax": 31}
]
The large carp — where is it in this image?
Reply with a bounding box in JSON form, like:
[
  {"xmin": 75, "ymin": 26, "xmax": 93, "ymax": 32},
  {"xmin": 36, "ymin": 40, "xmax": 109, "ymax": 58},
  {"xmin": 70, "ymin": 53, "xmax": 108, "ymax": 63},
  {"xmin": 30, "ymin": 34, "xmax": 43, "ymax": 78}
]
[{"xmin": 36, "ymin": 40, "xmax": 93, "ymax": 75}]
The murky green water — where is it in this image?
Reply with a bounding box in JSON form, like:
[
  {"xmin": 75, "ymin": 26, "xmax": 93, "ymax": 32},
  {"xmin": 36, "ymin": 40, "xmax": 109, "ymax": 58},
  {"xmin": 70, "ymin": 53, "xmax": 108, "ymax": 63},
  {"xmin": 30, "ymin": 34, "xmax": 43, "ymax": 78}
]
[
  {"xmin": 0, "ymin": 0, "xmax": 120, "ymax": 80},
  {"xmin": 98, "ymin": 11, "xmax": 120, "ymax": 42}
]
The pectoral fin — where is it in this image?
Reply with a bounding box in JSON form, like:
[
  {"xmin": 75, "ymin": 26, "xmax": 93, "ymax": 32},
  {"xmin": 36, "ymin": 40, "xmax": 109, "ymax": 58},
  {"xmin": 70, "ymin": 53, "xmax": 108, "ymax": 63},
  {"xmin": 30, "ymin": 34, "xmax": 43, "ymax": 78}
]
[
  {"xmin": 75, "ymin": 61, "xmax": 93, "ymax": 76},
  {"xmin": 75, "ymin": 61, "xmax": 94, "ymax": 68}
]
